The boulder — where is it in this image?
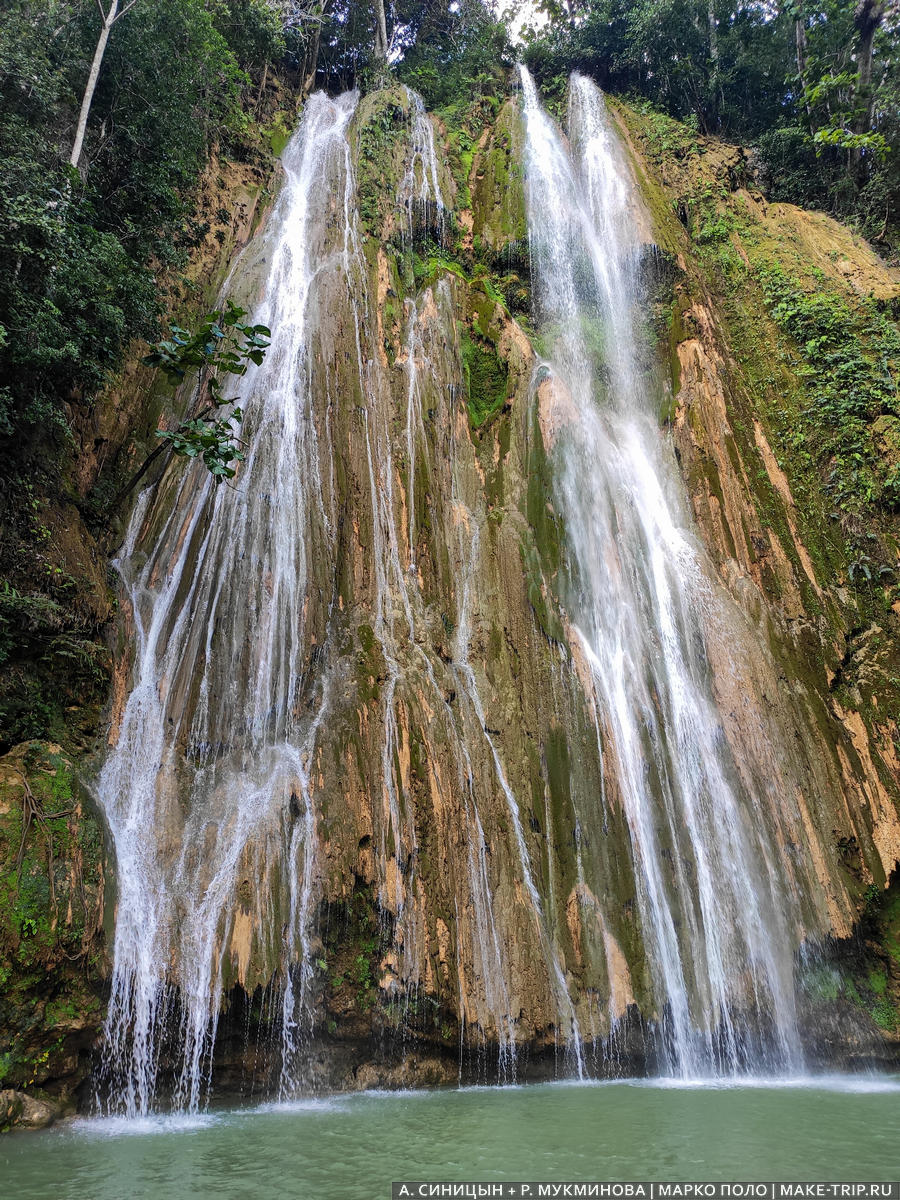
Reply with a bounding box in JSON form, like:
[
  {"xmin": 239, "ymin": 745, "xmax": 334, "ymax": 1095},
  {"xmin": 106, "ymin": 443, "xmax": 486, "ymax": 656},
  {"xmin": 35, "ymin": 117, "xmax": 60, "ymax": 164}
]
[{"xmin": 0, "ymin": 1089, "xmax": 60, "ymax": 1131}]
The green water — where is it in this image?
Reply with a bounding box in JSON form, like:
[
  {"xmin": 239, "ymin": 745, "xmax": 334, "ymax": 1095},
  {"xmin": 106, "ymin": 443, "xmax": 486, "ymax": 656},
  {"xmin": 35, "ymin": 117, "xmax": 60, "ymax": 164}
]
[{"xmin": 3, "ymin": 1080, "xmax": 899, "ymax": 1200}]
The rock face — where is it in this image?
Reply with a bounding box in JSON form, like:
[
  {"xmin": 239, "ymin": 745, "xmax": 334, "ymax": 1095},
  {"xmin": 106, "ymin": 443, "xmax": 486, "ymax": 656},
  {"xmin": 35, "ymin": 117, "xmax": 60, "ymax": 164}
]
[
  {"xmin": 610, "ymin": 96, "xmax": 900, "ymax": 1058},
  {"xmin": 5, "ymin": 79, "xmax": 900, "ymax": 1111},
  {"xmin": 0, "ymin": 743, "xmax": 108, "ymax": 1100}
]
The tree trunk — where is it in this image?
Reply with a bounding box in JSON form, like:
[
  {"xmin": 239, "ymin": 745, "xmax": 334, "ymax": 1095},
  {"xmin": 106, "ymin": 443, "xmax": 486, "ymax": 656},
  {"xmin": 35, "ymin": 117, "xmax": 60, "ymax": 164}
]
[
  {"xmin": 794, "ymin": 10, "xmax": 813, "ymax": 127},
  {"xmin": 794, "ymin": 17, "xmax": 808, "ymax": 79},
  {"xmin": 853, "ymin": 0, "xmax": 885, "ymax": 134},
  {"xmin": 850, "ymin": 0, "xmax": 885, "ymax": 181},
  {"xmin": 110, "ymin": 440, "xmax": 172, "ymax": 511},
  {"xmin": 302, "ymin": 0, "xmax": 327, "ymax": 96},
  {"xmin": 373, "ymin": 0, "xmax": 389, "ymax": 61},
  {"xmin": 707, "ymin": 0, "xmax": 721, "ymax": 126},
  {"xmin": 69, "ymin": 0, "xmax": 119, "ymax": 170},
  {"xmin": 707, "ymin": 0, "xmax": 719, "ymax": 66},
  {"xmin": 255, "ymin": 61, "xmax": 269, "ymax": 113},
  {"xmin": 302, "ymin": 30, "xmax": 320, "ymax": 95}
]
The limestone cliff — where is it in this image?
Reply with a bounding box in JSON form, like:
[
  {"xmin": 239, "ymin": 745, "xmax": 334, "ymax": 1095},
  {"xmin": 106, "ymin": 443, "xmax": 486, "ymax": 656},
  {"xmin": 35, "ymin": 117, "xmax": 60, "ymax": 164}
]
[{"xmin": 4, "ymin": 77, "xmax": 900, "ymax": 1108}]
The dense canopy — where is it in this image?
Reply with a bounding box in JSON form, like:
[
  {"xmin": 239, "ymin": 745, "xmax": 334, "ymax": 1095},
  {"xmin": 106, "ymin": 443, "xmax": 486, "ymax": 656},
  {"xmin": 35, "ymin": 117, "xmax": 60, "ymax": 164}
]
[{"xmin": 0, "ymin": 0, "xmax": 896, "ymax": 453}]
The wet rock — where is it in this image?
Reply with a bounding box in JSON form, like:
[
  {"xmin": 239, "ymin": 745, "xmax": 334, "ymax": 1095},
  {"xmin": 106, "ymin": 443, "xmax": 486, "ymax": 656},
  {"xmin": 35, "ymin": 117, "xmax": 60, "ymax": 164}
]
[
  {"xmin": 0, "ymin": 743, "xmax": 108, "ymax": 1099},
  {"xmin": 0, "ymin": 1089, "xmax": 61, "ymax": 1131},
  {"xmin": 350, "ymin": 1056, "xmax": 458, "ymax": 1091}
]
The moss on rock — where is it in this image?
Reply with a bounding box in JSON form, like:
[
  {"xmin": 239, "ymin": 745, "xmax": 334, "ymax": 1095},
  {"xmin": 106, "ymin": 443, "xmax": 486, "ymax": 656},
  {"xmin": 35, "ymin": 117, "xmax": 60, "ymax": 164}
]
[{"xmin": 0, "ymin": 742, "xmax": 108, "ymax": 1098}]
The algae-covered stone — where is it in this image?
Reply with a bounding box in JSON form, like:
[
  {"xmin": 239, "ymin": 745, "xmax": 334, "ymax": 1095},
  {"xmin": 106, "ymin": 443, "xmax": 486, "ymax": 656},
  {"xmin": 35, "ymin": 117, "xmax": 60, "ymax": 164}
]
[
  {"xmin": 470, "ymin": 100, "xmax": 528, "ymax": 260},
  {"xmin": 0, "ymin": 742, "xmax": 108, "ymax": 1098}
]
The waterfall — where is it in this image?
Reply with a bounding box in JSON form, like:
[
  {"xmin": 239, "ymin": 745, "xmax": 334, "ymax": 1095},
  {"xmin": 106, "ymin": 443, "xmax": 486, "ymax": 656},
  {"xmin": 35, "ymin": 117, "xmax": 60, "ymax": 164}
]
[
  {"xmin": 400, "ymin": 85, "xmax": 445, "ymax": 242},
  {"xmin": 365, "ymin": 279, "xmax": 524, "ymax": 1072},
  {"xmin": 95, "ymin": 92, "xmax": 359, "ymax": 1115},
  {"xmin": 94, "ymin": 83, "xmax": 534, "ymax": 1112},
  {"xmin": 518, "ymin": 67, "xmax": 807, "ymax": 1076},
  {"xmin": 453, "ymin": 514, "xmax": 586, "ymax": 1076},
  {"xmin": 91, "ymin": 69, "xmax": 842, "ymax": 1116}
]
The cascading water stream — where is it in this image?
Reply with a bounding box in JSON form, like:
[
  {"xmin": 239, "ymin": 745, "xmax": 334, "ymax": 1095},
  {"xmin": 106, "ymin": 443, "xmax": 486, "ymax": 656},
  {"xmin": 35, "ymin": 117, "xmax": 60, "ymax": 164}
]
[
  {"xmin": 366, "ymin": 276, "xmax": 523, "ymax": 1069},
  {"xmin": 96, "ymin": 82, "xmax": 538, "ymax": 1112},
  {"xmin": 452, "ymin": 513, "xmax": 586, "ymax": 1076},
  {"xmin": 401, "ymin": 86, "xmax": 445, "ymax": 244},
  {"xmin": 350, "ymin": 93, "xmax": 447, "ymax": 992},
  {"xmin": 394, "ymin": 106, "xmax": 582, "ymax": 1063},
  {"xmin": 351, "ymin": 98, "xmax": 564, "ymax": 1070},
  {"xmin": 91, "ymin": 65, "xmax": 835, "ymax": 1115},
  {"xmin": 518, "ymin": 67, "xmax": 806, "ymax": 1076},
  {"xmin": 96, "ymin": 92, "xmax": 359, "ymax": 1115}
]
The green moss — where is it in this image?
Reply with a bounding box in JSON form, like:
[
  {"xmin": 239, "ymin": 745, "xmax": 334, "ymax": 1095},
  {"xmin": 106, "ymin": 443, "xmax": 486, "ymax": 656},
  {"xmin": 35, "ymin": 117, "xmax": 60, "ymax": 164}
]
[
  {"xmin": 871, "ymin": 997, "xmax": 898, "ymax": 1030},
  {"xmin": 357, "ymin": 623, "xmax": 376, "ymax": 656},
  {"xmin": 802, "ymin": 875, "xmax": 900, "ymax": 1032},
  {"xmin": 320, "ymin": 882, "xmax": 384, "ymax": 1017},
  {"xmin": 265, "ymin": 110, "xmax": 294, "ymax": 158},
  {"xmin": 461, "ymin": 330, "xmax": 508, "ymax": 430},
  {"xmin": 412, "ymin": 249, "xmax": 467, "ymax": 292},
  {"xmin": 544, "ymin": 728, "xmax": 572, "ymax": 830},
  {"xmin": 801, "ymin": 962, "xmax": 843, "ymax": 1003},
  {"xmin": 412, "ymin": 439, "xmax": 435, "ymax": 558},
  {"xmin": 756, "ymin": 264, "xmax": 900, "ymax": 517},
  {"xmin": 882, "ymin": 887, "xmax": 900, "ymax": 966},
  {"xmin": 866, "ymin": 966, "xmax": 888, "ymax": 995},
  {"xmin": 469, "ymin": 101, "xmax": 528, "ymax": 260},
  {"xmin": 353, "ymin": 88, "xmax": 411, "ymax": 239},
  {"xmin": 525, "ymin": 453, "xmax": 561, "ymax": 575},
  {"xmin": 542, "ymin": 726, "xmax": 580, "ymax": 957},
  {"xmin": 607, "ymin": 101, "xmax": 692, "ymax": 260},
  {"xmin": 408, "ymin": 724, "xmax": 425, "ymax": 783},
  {"xmin": 440, "ymin": 121, "xmax": 475, "ymax": 210},
  {"xmin": 0, "ymin": 743, "xmax": 106, "ymax": 1093},
  {"xmin": 518, "ymin": 401, "xmax": 571, "ymax": 643},
  {"xmin": 355, "ymin": 623, "xmax": 382, "ymax": 704},
  {"xmin": 667, "ymin": 289, "xmax": 694, "ymax": 396},
  {"xmin": 520, "ymin": 542, "xmax": 564, "ymax": 643}
]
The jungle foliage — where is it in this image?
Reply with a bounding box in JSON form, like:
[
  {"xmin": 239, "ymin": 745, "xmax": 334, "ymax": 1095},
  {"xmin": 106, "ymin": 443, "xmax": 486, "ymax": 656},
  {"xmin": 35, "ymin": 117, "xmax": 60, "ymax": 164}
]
[
  {"xmin": 1, "ymin": 0, "xmax": 897, "ymax": 746},
  {"xmin": 143, "ymin": 302, "xmax": 271, "ymax": 487},
  {"xmin": 0, "ymin": 0, "xmax": 293, "ymax": 750},
  {"xmin": 0, "ymin": 0, "xmax": 286, "ymax": 463},
  {"xmin": 0, "ymin": 0, "xmax": 505, "ymax": 468},
  {"xmin": 521, "ymin": 0, "xmax": 900, "ymax": 245},
  {"xmin": 312, "ymin": 0, "xmax": 511, "ymax": 101}
]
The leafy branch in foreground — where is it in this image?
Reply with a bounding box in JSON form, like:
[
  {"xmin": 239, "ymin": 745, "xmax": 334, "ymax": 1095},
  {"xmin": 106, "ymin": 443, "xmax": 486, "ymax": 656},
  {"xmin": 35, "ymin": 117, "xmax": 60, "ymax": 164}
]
[
  {"xmin": 146, "ymin": 300, "xmax": 271, "ymax": 480},
  {"xmin": 116, "ymin": 301, "xmax": 270, "ymax": 505}
]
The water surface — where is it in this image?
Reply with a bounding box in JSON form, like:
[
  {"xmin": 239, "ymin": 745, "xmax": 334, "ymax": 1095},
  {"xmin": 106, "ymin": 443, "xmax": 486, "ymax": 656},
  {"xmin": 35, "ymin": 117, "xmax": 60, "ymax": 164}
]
[{"xmin": 4, "ymin": 1079, "xmax": 900, "ymax": 1199}]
